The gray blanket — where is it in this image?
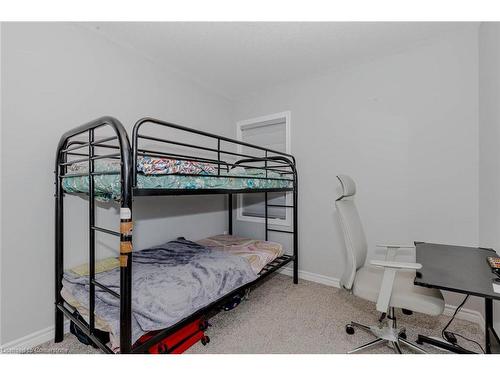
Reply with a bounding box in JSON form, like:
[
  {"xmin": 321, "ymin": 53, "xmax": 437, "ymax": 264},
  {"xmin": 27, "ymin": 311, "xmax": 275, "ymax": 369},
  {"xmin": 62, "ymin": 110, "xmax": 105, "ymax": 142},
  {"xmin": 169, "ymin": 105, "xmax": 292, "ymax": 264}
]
[{"xmin": 62, "ymin": 239, "xmax": 257, "ymax": 346}]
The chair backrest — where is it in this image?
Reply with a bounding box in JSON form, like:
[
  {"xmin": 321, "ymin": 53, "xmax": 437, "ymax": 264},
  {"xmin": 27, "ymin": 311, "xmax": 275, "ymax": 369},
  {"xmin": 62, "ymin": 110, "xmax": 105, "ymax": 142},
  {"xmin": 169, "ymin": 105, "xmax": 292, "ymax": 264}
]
[{"xmin": 335, "ymin": 175, "xmax": 368, "ymax": 290}]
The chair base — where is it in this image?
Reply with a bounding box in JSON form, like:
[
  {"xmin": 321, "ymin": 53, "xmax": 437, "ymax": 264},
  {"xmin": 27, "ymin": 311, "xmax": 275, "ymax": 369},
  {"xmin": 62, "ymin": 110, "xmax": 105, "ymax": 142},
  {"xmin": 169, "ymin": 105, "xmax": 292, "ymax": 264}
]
[{"xmin": 345, "ymin": 309, "xmax": 427, "ymax": 354}]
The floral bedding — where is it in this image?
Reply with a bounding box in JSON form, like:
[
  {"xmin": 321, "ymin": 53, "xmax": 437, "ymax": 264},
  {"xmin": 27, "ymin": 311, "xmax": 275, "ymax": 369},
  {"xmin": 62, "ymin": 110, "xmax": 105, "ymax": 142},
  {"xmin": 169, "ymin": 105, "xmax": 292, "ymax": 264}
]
[
  {"xmin": 137, "ymin": 156, "xmax": 217, "ymax": 175},
  {"xmin": 67, "ymin": 156, "xmax": 217, "ymax": 176},
  {"xmin": 196, "ymin": 234, "xmax": 285, "ymax": 274},
  {"xmin": 62, "ymin": 157, "xmax": 292, "ymax": 201}
]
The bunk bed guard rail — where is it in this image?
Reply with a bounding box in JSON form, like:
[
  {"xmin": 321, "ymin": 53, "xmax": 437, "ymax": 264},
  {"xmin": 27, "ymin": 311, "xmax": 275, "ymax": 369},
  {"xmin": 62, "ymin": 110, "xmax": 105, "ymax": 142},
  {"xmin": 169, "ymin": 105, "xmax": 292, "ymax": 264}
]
[{"xmin": 131, "ymin": 117, "xmax": 296, "ymax": 188}]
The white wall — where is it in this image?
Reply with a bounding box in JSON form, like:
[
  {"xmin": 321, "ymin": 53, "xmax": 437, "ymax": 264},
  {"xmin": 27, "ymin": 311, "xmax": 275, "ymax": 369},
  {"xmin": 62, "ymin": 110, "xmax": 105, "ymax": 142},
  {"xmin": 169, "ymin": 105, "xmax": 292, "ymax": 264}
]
[
  {"xmin": 0, "ymin": 23, "xmax": 234, "ymax": 345},
  {"xmin": 233, "ymin": 26, "xmax": 480, "ymax": 310},
  {"xmin": 479, "ymin": 22, "xmax": 500, "ymax": 329}
]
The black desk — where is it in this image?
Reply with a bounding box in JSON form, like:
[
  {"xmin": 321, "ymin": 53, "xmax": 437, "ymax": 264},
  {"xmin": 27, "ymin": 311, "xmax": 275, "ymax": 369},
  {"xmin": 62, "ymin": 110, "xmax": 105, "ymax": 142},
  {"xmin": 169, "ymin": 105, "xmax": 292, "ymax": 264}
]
[{"xmin": 414, "ymin": 242, "xmax": 500, "ymax": 353}]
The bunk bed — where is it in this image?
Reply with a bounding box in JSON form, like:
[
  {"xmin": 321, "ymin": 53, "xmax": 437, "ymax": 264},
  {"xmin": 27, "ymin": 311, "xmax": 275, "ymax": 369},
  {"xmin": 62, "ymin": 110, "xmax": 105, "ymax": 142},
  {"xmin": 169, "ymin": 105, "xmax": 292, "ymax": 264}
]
[{"xmin": 54, "ymin": 116, "xmax": 298, "ymax": 354}]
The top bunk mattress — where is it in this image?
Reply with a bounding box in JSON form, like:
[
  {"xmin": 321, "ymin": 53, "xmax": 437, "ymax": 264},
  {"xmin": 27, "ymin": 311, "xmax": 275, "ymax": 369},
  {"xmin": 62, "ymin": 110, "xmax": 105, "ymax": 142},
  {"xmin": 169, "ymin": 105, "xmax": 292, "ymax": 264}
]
[{"xmin": 62, "ymin": 157, "xmax": 293, "ymax": 201}]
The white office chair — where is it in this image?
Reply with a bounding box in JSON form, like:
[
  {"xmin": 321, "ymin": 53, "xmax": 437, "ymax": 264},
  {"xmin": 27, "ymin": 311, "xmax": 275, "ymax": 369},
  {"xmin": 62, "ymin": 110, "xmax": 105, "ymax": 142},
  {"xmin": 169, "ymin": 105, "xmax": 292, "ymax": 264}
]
[{"xmin": 335, "ymin": 175, "xmax": 445, "ymax": 354}]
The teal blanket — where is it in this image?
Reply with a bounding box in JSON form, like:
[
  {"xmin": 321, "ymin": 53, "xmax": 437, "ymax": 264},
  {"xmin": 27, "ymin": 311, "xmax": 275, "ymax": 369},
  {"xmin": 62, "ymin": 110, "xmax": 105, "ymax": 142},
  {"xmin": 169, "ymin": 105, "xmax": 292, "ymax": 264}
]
[{"xmin": 62, "ymin": 163, "xmax": 293, "ymax": 201}]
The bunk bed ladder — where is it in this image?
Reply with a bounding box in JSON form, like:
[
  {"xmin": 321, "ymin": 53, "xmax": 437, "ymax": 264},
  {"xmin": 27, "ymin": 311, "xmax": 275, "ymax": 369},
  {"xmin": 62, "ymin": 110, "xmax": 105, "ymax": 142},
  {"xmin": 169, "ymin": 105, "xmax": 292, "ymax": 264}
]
[
  {"xmin": 263, "ymin": 151, "xmax": 299, "ymax": 284},
  {"xmin": 88, "ymin": 130, "xmax": 124, "ymax": 333},
  {"xmin": 264, "ymin": 197, "xmax": 298, "ymax": 284},
  {"xmin": 55, "ymin": 116, "xmax": 133, "ymax": 354}
]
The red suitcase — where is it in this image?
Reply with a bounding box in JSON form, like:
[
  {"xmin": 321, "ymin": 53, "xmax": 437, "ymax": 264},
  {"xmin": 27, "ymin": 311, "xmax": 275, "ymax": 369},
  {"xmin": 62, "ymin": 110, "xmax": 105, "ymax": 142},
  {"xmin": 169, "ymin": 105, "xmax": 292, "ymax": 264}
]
[{"xmin": 135, "ymin": 318, "xmax": 210, "ymax": 354}]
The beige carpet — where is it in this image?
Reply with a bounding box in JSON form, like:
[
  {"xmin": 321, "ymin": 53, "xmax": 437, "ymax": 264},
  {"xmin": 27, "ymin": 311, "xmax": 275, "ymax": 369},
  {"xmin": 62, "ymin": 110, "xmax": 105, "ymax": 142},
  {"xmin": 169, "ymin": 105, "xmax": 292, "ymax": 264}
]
[{"xmin": 33, "ymin": 274, "xmax": 484, "ymax": 354}]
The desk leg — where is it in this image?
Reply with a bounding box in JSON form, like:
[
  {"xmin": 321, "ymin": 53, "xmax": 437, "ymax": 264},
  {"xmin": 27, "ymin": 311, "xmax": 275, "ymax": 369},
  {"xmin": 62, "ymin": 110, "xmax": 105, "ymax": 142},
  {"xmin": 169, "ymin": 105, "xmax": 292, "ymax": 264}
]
[
  {"xmin": 416, "ymin": 298, "xmax": 500, "ymax": 354},
  {"xmin": 484, "ymin": 298, "xmax": 500, "ymax": 354},
  {"xmin": 485, "ymin": 298, "xmax": 493, "ymax": 354}
]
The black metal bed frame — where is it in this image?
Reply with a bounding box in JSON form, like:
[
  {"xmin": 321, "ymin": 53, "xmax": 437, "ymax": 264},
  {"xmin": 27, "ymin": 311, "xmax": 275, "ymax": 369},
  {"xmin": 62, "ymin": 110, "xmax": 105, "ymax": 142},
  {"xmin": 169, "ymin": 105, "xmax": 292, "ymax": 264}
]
[{"xmin": 54, "ymin": 116, "xmax": 298, "ymax": 354}]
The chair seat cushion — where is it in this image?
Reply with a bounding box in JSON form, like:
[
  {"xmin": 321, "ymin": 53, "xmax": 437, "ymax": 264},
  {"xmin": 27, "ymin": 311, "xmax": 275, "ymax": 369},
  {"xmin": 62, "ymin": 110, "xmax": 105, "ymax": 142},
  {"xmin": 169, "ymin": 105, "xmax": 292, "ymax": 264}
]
[{"xmin": 352, "ymin": 265, "xmax": 445, "ymax": 316}]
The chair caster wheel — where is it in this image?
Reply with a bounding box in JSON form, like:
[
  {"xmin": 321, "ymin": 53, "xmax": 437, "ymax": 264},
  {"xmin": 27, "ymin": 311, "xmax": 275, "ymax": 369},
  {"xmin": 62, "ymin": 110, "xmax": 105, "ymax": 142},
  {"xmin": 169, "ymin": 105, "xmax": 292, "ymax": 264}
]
[
  {"xmin": 201, "ymin": 336, "xmax": 210, "ymax": 345},
  {"xmin": 399, "ymin": 332, "xmax": 407, "ymax": 339},
  {"xmin": 345, "ymin": 324, "xmax": 355, "ymax": 335},
  {"xmin": 402, "ymin": 309, "xmax": 413, "ymax": 315}
]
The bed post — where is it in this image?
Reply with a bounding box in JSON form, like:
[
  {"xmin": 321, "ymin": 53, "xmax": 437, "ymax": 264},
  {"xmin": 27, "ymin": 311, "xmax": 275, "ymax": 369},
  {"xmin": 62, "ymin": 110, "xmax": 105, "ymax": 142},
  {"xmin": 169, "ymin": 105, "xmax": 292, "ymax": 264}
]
[
  {"xmin": 119, "ymin": 205, "xmax": 133, "ymax": 353},
  {"xmin": 228, "ymin": 194, "xmax": 233, "ymax": 235},
  {"xmin": 293, "ymin": 165, "xmax": 298, "ymax": 284},
  {"xmin": 54, "ymin": 141, "xmax": 66, "ymax": 342},
  {"xmin": 120, "ymin": 125, "xmax": 134, "ymax": 354}
]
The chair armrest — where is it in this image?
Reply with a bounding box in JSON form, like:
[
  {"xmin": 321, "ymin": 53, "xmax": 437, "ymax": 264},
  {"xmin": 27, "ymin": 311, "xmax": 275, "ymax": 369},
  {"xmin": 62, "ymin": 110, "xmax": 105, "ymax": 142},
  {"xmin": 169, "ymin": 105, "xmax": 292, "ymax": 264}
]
[
  {"xmin": 376, "ymin": 244, "xmax": 416, "ymax": 262},
  {"xmin": 370, "ymin": 259, "xmax": 422, "ymax": 270},
  {"xmin": 370, "ymin": 260, "xmax": 422, "ymax": 313},
  {"xmin": 376, "ymin": 244, "xmax": 415, "ymax": 249}
]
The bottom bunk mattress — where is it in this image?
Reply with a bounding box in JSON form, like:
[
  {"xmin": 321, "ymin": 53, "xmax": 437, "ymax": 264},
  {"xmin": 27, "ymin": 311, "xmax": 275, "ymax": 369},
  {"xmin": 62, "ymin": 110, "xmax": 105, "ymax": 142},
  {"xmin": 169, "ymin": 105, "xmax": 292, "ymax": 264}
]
[{"xmin": 61, "ymin": 235, "xmax": 284, "ymax": 351}]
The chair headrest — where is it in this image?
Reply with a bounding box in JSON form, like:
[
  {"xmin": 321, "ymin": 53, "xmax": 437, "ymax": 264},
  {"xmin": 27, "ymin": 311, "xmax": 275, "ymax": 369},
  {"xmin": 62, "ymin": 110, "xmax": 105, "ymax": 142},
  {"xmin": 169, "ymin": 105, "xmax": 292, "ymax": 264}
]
[{"xmin": 336, "ymin": 175, "xmax": 356, "ymax": 200}]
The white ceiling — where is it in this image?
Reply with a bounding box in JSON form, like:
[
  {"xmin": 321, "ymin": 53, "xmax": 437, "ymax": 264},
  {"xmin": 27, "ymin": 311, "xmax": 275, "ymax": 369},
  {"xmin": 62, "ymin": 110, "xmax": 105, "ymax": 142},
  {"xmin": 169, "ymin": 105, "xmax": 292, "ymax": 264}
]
[{"xmin": 82, "ymin": 22, "xmax": 472, "ymax": 99}]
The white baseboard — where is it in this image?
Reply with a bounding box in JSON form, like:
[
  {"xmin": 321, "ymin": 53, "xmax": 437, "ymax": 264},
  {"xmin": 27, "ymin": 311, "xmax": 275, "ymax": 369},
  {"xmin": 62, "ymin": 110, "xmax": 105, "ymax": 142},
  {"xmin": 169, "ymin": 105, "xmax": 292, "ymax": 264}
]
[
  {"xmin": 443, "ymin": 304, "xmax": 485, "ymax": 332},
  {"xmin": 279, "ymin": 266, "xmax": 341, "ymax": 288},
  {"xmin": 280, "ymin": 267, "xmax": 485, "ymax": 331},
  {"xmin": 0, "ymin": 321, "xmax": 70, "ymax": 353}
]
